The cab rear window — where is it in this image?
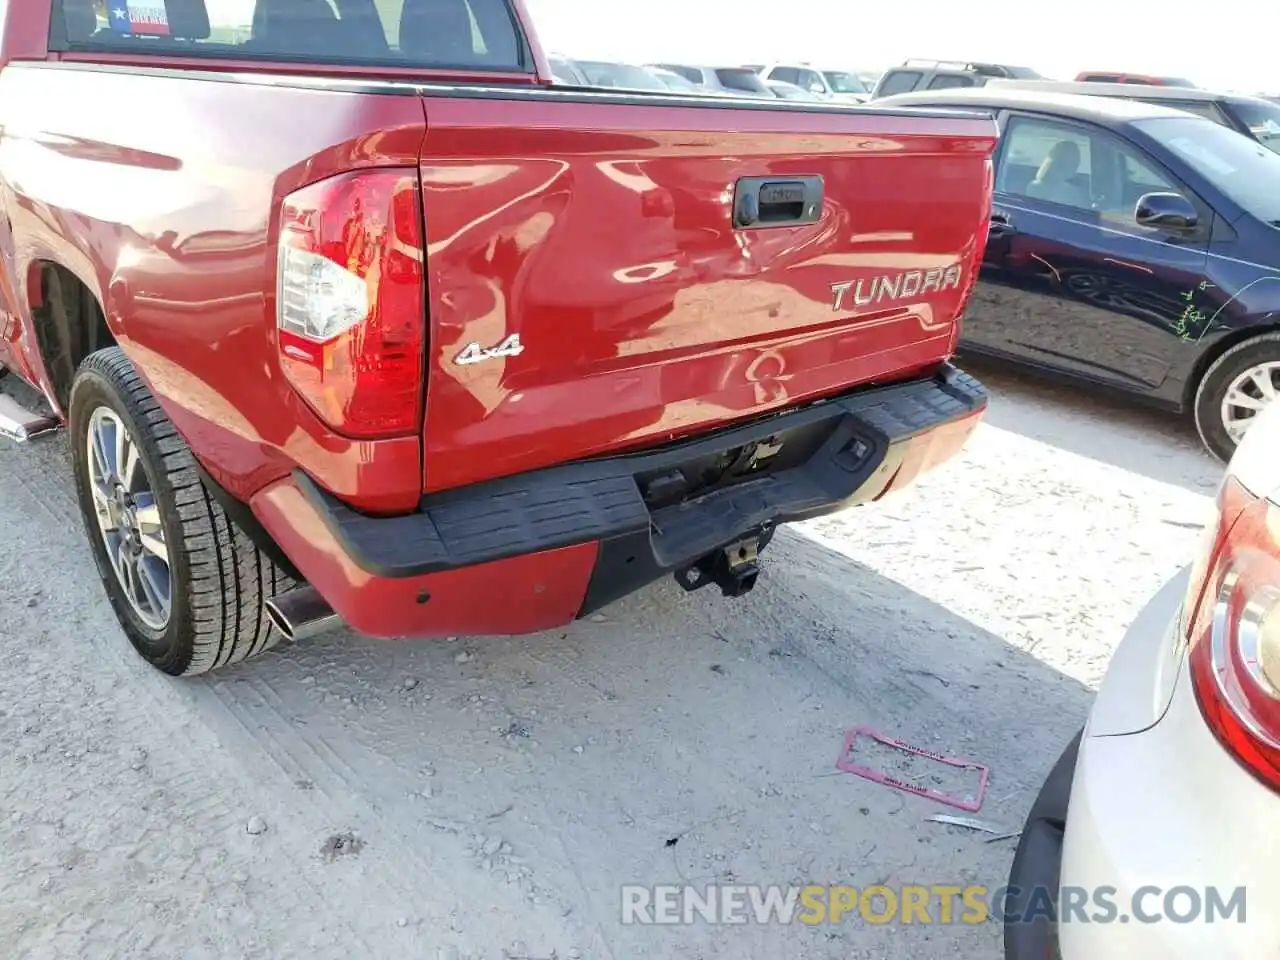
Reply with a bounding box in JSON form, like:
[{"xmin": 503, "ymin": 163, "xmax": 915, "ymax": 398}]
[{"xmin": 52, "ymin": 0, "xmax": 526, "ymax": 71}]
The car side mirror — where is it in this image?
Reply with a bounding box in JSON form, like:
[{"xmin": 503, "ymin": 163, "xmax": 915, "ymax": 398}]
[
  {"xmin": 809, "ymin": 83, "xmax": 825, "ymax": 94},
  {"xmin": 1135, "ymin": 192, "xmax": 1199, "ymax": 231}
]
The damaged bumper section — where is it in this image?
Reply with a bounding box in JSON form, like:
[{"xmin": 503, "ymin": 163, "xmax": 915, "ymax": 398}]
[{"xmin": 251, "ymin": 365, "xmax": 987, "ymax": 639}]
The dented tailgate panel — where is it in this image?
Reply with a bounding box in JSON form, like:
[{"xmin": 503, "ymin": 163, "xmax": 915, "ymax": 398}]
[{"xmin": 418, "ymin": 93, "xmax": 996, "ymax": 492}]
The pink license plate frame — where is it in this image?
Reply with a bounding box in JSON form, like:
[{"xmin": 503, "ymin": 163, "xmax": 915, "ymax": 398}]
[{"xmin": 836, "ymin": 725, "xmax": 989, "ymax": 813}]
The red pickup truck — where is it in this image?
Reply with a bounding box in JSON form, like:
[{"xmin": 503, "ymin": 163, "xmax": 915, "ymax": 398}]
[{"xmin": 0, "ymin": 0, "xmax": 995, "ymax": 676}]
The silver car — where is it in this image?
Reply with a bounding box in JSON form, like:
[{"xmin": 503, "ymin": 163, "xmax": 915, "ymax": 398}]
[{"xmin": 646, "ymin": 64, "xmax": 774, "ymax": 99}]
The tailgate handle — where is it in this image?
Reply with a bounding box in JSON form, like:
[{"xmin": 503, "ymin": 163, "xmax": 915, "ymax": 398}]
[{"xmin": 734, "ymin": 176, "xmax": 823, "ymax": 229}]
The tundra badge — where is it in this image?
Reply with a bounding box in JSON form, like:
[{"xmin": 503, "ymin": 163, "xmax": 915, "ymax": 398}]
[
  {"xmin": 454, "ymin": 334, "xmax": 525, "ymax": 366},
  {"xmin": 831, "ymin": 263, "xmax": 964, "ymax": 313}
]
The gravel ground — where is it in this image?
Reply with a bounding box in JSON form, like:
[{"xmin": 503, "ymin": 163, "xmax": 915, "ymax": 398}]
[{"xmin": 0, "ymin": 359, "xmax": 1222, "ymax": 960}]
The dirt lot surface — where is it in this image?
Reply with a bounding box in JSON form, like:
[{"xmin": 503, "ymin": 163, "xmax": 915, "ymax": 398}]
[{"xmin": 0, "ymin": 360, "xmax": 1222, "ymax": 960}]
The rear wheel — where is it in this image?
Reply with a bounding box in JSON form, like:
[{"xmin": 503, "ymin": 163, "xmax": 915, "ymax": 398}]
[
  {"xmin": 69, "ymin": 348, "xmax": 293, "ymax": 676},
  {"xmin": 1194, "ymin": 333, "xmax": 1280, "ymax": 462}
]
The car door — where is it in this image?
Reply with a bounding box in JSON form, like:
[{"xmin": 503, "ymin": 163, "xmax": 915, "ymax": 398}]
[{"xmin": 965, "ymin": 112, "xmax": 1212, "ymax": 390}]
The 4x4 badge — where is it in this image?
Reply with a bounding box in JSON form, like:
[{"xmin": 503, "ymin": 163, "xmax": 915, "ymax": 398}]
[{"xmin": 453, "ymin": 334, "xmax": 525, "ymax": 366}]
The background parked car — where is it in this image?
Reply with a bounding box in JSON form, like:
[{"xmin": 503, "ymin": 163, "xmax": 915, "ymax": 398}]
[
  {"xmin": 764, "ymin": 79, "xmax": 823, "ymax": 101},
  {"xmin": 870, "ymin": 58, "xmax": 1044, "ymax": 98},
  {"xmin": 880, "ymin": 86, "xmax": 1280, "ymax": 461},
  {"xmin": 992, "ymin": 79, "xmax": 1280, "ymax": 154},
  {"xmin": 758, "ymin": 63, "xmax": 871, "ymax": 102},
  {"xmin": 648, "ymin": 66, "xmax": 705, "ymax": 93},
  {"xmin": 1074, "ymin": 70, "xmax": 1197, "ymax": 86},
  {"xmin": 572, "ymin": 59, "xmax": 670, "ymax": 93},
  {"xmin": 546, "ymin": 53, "xmax": 588, "ymax": 85},
  {"xmin": 647, "ymin": 64, "xmax": 774, "ymax": 98}
]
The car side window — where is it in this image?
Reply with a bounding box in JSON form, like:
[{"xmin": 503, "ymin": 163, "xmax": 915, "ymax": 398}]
[
  {"xmin": 877, "ymin": 70, "xmax": 921, "ymax": 96},
  {"xmin": 997, "ymin": 118, "xmax": 1096, "ymax": 214},
  {"xmin": 999, "ymin": 116, "xmax": 1182, "ymax": 229},
  {"xmin": 1105, "ymin": 145, "xmax": 1178, "ymax": 223},
  {"xmin": 798, "ymin": 69, "xmax": 822, "ymax": 91},
  {"xmin": 927, "ymin": 73, "xmax": 975, "ymax": 90},
  {"xmin": 771, "ymin": 67, "xmax": 799, "ymax": 85}
]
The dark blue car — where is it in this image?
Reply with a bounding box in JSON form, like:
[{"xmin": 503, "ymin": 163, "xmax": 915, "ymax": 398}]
[{"xmin": 880, "ymin": 87, "xmax": 1280, "ymax": 461}]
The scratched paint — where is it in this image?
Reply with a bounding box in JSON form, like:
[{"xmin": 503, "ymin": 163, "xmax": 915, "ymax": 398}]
[{"xmin": 1178, "ymin": 276, "xmax": 1280, "ymax": 343}]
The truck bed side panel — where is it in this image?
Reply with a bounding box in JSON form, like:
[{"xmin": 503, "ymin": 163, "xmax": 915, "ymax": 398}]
[
  {"xmin": 0, "ymin": 63, "xmax": 429, "ymax": 512},
  {"xmin": 419, "ymin": 93, "xmax": 995, "ymax": 491}
]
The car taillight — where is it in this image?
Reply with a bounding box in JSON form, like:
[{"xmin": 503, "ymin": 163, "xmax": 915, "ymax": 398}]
[
  {"xmin": 1187, "ymin": 472, "xmax": 1280, "ymax": 790},
  {"xmin": 275, "ymin": 169, "xmax": 425, "ymax": 439}
]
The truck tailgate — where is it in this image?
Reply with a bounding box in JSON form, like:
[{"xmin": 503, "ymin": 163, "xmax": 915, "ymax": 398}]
[{"xmin": 418, "ymin": 92, "xmax": 996, "ymax": 492}]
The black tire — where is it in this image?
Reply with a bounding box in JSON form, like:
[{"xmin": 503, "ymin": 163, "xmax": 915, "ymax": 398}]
[
  {"xmin": 69, "ymin": 348, "xmax": 293, "ymax": 676},
  {"xmin": 1194, "ymin": 333, "xmax": 1280, "ymax": 463}
]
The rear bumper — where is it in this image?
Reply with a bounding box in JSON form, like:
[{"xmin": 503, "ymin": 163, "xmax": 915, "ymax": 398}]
[{"xmin": 251, "ymin": 364, "xmax": 987, "ymax": 638}]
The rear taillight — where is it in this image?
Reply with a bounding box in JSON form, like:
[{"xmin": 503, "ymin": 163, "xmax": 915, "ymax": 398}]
[
  {"xmin": 1187, "ymin": 473, "xmax": 1280, "ymax": 789},
  {"xmin": 275, "ymin": 169, "xmax": 424, "ymax": 439}
]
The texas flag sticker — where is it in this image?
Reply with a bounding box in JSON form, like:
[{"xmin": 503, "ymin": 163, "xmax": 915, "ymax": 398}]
[{"xmin": 109, "ymin": 0, "xmax": 171, "ymax": 35}]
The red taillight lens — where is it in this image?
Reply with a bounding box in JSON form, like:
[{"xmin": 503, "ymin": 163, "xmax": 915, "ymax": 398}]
[
  {"xmin": 276, "ymin": 169, "xmax": 425, "ymax": 439},
  {"xmin": 1188, "ymin": 474, "xmax": 1280, "ymax": 790}
]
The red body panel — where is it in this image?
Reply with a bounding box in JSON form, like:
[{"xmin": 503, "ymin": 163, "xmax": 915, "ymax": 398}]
[
  {"xmin": 0, "ymin": 62, "xmax": 429, "ymax": 513},
  {"xmin": 420, "ymin": 97, "xmax": 995, "ymax": 491},
  {"xmin": 252, "ymin": 475, "xmax": 599, "ymax": 638}
]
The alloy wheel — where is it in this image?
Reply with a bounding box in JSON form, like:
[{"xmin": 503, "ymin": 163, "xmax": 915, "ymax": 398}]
[
  {"xmin": 1220, "ymin": 361, "xmax": 1280, "ymax": 445},
  {"xmin": 86, "ymin": 407, "xmax": 172, "ymax": 630}
]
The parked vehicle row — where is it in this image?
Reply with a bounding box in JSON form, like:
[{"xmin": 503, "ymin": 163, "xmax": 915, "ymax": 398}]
[
  {"xmin": 1074, "ymin": 70, "xmax": 1198, "ymax": 86},
  {"xmin": 870, "ymin": 59, "xmax": 1045, "ymax": 99},
  {"xmin": 546, "ymin": 55, "xmax": 875, "ymax": 103},
  {"xmin": 757, "ymin": 63, "xmax": 873, "ymax": 102},
  {"xmin": 989, "ymin": 79, "xmax": 1280, "ymax": 155}
]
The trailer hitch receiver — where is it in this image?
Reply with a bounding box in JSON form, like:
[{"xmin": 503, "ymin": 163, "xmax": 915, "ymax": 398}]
[{"xmin": 675, "ymin": 535, "xmax": 761, "ymax": 599}]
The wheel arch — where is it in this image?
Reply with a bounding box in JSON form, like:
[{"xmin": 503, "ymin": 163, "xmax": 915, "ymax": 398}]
[
  {"xmin": 25, "ymin": 259, "xmax": 116, "ymax": 413},
  {"xmin": 1184, "ymin": 321, "xmax": 1280, "ymax": 410}
]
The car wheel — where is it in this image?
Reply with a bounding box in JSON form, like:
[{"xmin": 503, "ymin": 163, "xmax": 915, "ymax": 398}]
[
  {"xmin": 1194, "ymin": 333, "xmax": 1280, "ymax": 462},
  {"xmin": 69, "ymin": 348, "xmax": 294, "ymax": 676}
]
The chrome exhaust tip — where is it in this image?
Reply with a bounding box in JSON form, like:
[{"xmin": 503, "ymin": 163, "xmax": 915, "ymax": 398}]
[
  {"xmin": 266, "ymin": 586, "xmax": 341, "ymax": 643},
  {"xmin": 0, "ymin": 393, "xmax": 60, "ymax": 442}
]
